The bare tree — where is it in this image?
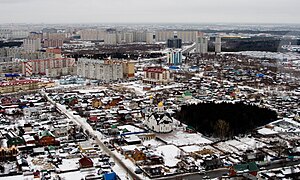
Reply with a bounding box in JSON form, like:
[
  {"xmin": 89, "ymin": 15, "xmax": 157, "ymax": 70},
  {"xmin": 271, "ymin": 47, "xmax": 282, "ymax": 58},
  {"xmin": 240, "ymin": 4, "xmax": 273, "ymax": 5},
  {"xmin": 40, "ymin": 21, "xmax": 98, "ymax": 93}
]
[
  {"xmin": 214, "ymin": 119, "xmax": 230, "ymax": 140},
  {"xmin": 274, "ymin": 140, "xmax": 288, "ymax": 157}
]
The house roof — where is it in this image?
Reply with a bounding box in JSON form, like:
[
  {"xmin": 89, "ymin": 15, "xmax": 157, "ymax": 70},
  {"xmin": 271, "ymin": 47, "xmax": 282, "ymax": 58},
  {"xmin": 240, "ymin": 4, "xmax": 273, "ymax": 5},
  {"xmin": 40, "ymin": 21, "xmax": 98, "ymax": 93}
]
[
  {"xmin": 39, "ymin": 130, "xmax": 55, "ymax": 138},
  {"xmin": 233, "ymin": 162, "xmax": 259, "ymax": 172},
  {"xmin": 149, "ymin": 112, "xmax": 173, "ymax": 125}
]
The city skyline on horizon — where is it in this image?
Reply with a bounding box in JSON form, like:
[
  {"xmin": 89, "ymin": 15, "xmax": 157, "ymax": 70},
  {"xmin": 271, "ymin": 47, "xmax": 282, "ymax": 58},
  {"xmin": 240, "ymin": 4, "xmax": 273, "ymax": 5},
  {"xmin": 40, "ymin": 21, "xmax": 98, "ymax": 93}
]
[{"xmin": 0, "ymin": 0, "xmax": 299, "ymax": 24}]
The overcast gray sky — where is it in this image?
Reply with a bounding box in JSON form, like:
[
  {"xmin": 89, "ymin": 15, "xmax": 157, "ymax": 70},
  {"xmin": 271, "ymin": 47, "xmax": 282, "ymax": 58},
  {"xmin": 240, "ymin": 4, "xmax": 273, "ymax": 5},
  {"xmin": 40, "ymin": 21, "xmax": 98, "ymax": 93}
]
[{"xmin": 0, "ymin": 0, "xmax": 299, "ymax": 24}]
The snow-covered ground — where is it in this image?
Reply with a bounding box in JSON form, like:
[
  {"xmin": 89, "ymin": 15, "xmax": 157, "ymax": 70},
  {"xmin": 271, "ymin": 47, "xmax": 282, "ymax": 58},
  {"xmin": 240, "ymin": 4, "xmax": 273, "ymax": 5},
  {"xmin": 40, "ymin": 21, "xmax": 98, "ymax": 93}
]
[
  {"xmin": 225, "ymin": 51, "xmax": 300, "ymax": 61},
  {"xmin": 239, "ymin": 137, "xmax": 267, "ymax": 149},
  {"xmin": 157, "ymin": 130, "xmax": 212, "ymax": 146},
  {"xmin": 117, "ymin": 125, "xmax": 145, "ymax": 133},
  {"xmin": 157, "ymin": 145, "xmax": 181, "ymax": 168},
  {"xmin": 142, "ymin": 139, "xmax": 165, "ymax": 148},
  {"xmin": 214, "ymin": 142, "xmax": 242, "ymax": 155}
]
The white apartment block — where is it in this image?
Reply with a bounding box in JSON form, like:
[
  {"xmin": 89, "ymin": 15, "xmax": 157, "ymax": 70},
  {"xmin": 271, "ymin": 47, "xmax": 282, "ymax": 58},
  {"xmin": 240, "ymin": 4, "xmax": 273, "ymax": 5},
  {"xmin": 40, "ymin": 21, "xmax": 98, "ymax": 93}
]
[
  {"xmin": 0, "ymin": 29, "xmax": 12, "ymax": 39},
  {"xmin": 23, "ymin": 38, "xmax": 42, "ymax": 53},
  {"xmin": 196, "ymin": 35, "xmax": 208, "ymax": 54},
  {"xmin": 155, "ymin": 30, "xmax": 198, "ymax": 42},
  {"xmin": 77, "ymin": 58, "xmax": 123, "ymax": 82}
]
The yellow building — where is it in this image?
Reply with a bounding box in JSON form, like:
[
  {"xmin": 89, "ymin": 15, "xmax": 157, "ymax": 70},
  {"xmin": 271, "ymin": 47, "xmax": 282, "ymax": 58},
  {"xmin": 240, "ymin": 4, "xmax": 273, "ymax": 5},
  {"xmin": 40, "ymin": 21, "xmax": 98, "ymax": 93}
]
[
  {"xmin": 123, "ymin": 61, "xmax": 135, "ymax": 78},
  {"xmin": 0, "ymin": 146, "xmax": 18, "ymax": 161},
  {"xmin": 104, "ymin": 59, "xmax": 135, "ymax": 78},
  {"xmin": 78, "ymin": 141, "xmax": 95, "ymax": 153},
  {"xmin": 92, "ymin": 98, "xmax": 102, "ymax": 108},
  {"xmin": 0, "ymin": 79, "xmax": 40, "ymax": 94}
]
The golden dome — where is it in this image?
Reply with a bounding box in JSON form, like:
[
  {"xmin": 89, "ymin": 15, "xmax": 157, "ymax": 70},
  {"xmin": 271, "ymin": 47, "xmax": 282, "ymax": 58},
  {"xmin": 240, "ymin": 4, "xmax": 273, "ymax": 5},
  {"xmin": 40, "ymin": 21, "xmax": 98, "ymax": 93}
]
[{"xmin": 158, "ymin": 101, "xmax": 164, "ymax": 107}]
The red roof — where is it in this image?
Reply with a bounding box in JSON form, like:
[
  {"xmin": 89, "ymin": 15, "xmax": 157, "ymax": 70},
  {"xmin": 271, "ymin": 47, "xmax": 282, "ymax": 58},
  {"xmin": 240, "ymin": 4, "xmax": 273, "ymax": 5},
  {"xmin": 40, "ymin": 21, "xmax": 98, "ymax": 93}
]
[
  {"xmin": 27, "ymin": 58, "xmax": 74, "ymax": 62},
  {"xmin": 143, "ymin": 67, "xmax": 166, "ymax": 73},
  {"xmin": 0, "ymin": 80, "xmax": 40, "ymax": 87},
  {"xmin": 89, "ymin": 116, "xmax": 98, "ymax": 122},
  {"xmin": 79, "ymin": 156, "xmax": 94, "ymax": 168}
]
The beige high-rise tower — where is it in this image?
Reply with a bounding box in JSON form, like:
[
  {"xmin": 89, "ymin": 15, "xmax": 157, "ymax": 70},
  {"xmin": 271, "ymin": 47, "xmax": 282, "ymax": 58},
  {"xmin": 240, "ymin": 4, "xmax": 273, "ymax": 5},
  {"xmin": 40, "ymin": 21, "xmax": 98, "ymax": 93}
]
[{"xmin": 215, "ymin": 35, "xmax": 222, "ymax": 53}]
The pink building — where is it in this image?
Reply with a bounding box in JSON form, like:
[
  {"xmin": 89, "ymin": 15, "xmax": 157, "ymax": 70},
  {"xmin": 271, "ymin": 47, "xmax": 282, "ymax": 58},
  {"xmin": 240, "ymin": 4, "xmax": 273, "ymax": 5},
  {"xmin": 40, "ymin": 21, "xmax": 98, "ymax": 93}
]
[{"xmin": 22, "ymin": 58, "xmax": 75, "ymax": 76}]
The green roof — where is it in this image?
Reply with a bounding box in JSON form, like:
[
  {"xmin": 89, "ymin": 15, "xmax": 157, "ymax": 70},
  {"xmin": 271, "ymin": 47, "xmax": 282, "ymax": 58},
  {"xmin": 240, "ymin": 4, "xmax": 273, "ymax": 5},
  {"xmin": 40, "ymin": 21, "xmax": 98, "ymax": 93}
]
[
  {"xmin": 183, "ymin": 91, "xmax": 192, "ymax": 97},
  {"xmin": 111, "ymin": 125, "xmax": 118, "ymax": 129},
  {"xmin": 40, "ymin": 130, "xmax": 55, "ymax": 138},
  {"xmin": 233, "ymin": 162, "xmax": 258, "ymax": 172}
]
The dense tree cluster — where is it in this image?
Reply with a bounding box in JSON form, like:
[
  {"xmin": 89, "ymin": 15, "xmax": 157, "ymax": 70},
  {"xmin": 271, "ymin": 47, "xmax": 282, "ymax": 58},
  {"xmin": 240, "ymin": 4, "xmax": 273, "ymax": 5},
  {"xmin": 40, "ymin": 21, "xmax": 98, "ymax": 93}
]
[
  {"xmin": 175, "ymin": 102, "xmax": 277, "ymax": 139},
  {"xmin": 0, "ymin": 41, "xmax": 22, "ymax": 48}
]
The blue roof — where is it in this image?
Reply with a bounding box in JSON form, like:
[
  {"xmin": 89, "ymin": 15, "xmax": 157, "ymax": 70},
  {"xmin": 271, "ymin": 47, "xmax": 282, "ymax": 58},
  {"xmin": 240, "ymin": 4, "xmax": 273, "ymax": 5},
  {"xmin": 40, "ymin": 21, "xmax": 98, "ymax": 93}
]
[
  {"xmin": 169, "ymin": 66, "xmax": 180, "ymax": 70},
  {"xmin": 103, "ymin": 172, "xmax": 117, "ymax": 180},
  {"xmin": 256, "ymin": 74, "xmax": 264, "ymax": 78},
  {"xmin": 5, "ymin": 73, "xmax": 20, "ymax": 77}
]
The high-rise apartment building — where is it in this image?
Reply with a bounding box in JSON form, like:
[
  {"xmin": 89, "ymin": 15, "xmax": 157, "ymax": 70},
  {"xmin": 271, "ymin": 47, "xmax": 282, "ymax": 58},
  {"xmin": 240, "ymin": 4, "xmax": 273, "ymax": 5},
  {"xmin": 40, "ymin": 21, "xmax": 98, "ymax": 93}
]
[
  {"xmin": 196, "ymin": 33, "xmax": 208, "ymax": 54},
  {"xmin": 133, "ymin": 31, "xmax": 147, "ymax": 42},
  {"xmin": 155, "ymin": 30, "xmax": 197, "ymax": 42},
  {"xmin": 23, "ymin": 38, "xmax": 42, "ymax": 53},
  {"xmin": 146, "ymin": 32, "xmax": 155, "ymax": 44},
  {"xmin": 77, "ymin": 58, "xmax": 123, "ymax": 82},
  {"xmin": 79, "ymin": 29, "xmax": 106, "ymax": 41},
  {"xmin": 215, "ymin": 35, "xmax": 222, "ymax": 53},
  {"xmin": 21, "ymin": 58, "xmax": 75, "ymax": 77},
  {"xmin": 167, "ymin": 38, "xmax": 182, "ymax": 49},
  {"xmin": 166, "ymin": 49, "xmax": 183, "ymax": 65},
  {"xmin": 0, "ymin": 29, "xmax": 12, "ymax": 39},
  {"xmin": 124, "ymin": 32, "xmax": 134, "ymax": 44}
]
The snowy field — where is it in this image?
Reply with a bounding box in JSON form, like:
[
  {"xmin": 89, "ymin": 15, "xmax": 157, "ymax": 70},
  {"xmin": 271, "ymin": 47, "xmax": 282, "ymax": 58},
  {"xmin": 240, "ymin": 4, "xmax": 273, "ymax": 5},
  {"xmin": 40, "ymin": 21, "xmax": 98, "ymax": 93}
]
[
  {"xmin": 157, "ymin": 145, "xmax": 182, "ymax": 168},
  {"xmin": 157, "ymin": 130, "xmax": 212, "ymax": 146},
  {"xmin": 226, "ymin": 51, "xmax": 300, "ymax": 61}
]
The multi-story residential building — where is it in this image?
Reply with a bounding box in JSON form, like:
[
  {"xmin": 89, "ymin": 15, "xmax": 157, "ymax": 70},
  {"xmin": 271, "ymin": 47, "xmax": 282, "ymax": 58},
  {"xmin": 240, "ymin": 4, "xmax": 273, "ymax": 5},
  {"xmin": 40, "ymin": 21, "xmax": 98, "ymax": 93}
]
[
  {"xmin": 28, "ymin": 32, "xmax": 43, "ymax": 40},
  {"xmin": 78, "ymin": 29, "xmax": 197, "ymax": 44},
  {"xmin": 122, "ymin": 60, "xmax": 135, "ymax": 78},
  {"xmin": 196, "ymin": 32, "xmax": 208, "ymax": 54},
  {"xmin": 146, "ymin": 32, "xmax": 155, "ymax": 44},
  {"xmin": 167, "ymin": 38, "xmax": 182, "ymax": 49},
  {"xmin": 46, "ymin": 48, "xmax": 62, "ymax": 56},
  {"xmin": 0, "ymin": 61, "xmax": 22, "ymax": 75},
  {"xmin": 215, "ymin": 35, "xmax": 222, "ymax": 53},
  {"xmin": 0, "ymin": 29, "xmax": 12, "ymax": 39},
  {"xmin": 77, "ymin": 58, "xmax": 123, "ymax": 82},
  {"xmin": 43, "ymin": 33, "xmax": 66, "ymax": 48},
  {"xmin": 176, "ymin": 30, "xmax": 198, "ymax": 42},
  {"xmin": 124, "ymin": 32, "xmax": 134, "ymax": 44},
  {"xmin": 104, "ymin": 29, "xmax": 122, "ymax": 45},
  {"xmin": 133, "ymin": 31, "xmax": 147, "ymax": 42},
  {"xmin": 166, "ymin": 49, "xmax": 183, "ymax": 65},
  {"xmin": 43, "ymin": 39, "xmax": 64, "ymax": 48},
  {"xmin": 21, "ymin": 58, "xmax": 76, "ymax": 77},
  {"xmin": 156, "ymin": 30, "xmax": 198, "ymax": 42},
  {"xmin": 3, "ymin": 47, "xmax": 56, "ymax": 60},
  {"xmin": 23, "ymin": 38, "xmax": 41, "ymax": 52},
  {"xmin": 0, "ymin": 79, "xmax": 40, "ymax": 94},
  {"xmin": 105, "ymin": 31, "xmax": 118, "ymax": 45},
  {"xmin": 143, "ymin": 67, "xmax": 171, "ymax": 85},
  {"xmin": 79, "ymin": 29, "xmax": 107, "ymax": 41},
  {"xmin": 155, "ymin": 31, "xmax": 174, "ymax": 42},
  {"xmin": 11, "ymin": 30, "xmax": 29, "ymax": 39}
]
